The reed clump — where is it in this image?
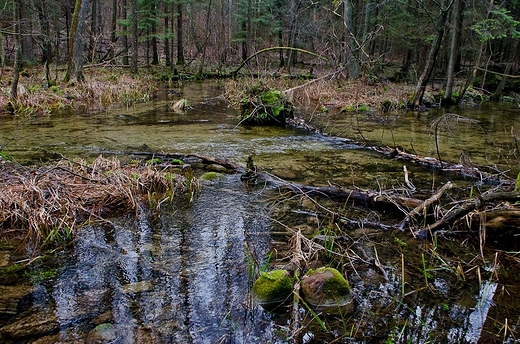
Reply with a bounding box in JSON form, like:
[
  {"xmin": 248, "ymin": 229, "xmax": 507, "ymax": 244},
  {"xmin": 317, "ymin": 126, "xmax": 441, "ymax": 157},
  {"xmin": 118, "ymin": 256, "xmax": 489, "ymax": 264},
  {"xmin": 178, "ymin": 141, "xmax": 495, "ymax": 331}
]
[{"xmin": 0, "ymin": 155, "xmax": 189, "ymax": 247}]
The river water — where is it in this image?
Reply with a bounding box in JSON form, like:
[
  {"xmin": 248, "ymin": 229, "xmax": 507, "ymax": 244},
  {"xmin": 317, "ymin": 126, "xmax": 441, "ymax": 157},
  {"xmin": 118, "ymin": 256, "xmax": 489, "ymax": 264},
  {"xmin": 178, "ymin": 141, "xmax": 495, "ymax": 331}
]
[{"xmin": 0, "ymin": 81, "xmax": 519, "ymax": 343}]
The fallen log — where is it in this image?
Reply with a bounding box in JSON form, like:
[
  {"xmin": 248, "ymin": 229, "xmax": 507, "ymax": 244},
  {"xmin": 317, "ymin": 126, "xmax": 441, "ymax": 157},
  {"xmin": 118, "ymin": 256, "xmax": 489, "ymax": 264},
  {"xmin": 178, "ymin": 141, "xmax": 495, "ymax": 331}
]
[
  {"xmin": 260, "ymin": 173, "xmax": 421, "ymax": 213},
  {"xmin": 415, "ymin": 191, "xmax": 520, "ymax": 237}
]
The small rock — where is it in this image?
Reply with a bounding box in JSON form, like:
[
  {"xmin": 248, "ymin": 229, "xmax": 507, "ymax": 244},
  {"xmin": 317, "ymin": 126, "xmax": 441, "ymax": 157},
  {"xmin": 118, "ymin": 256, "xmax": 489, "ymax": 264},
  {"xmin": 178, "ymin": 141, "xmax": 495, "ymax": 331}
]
[
  {"xmin": 301, "ymin": 267, "xmax": 354, "ymax": 314},
  {"xmin": 252, "ymin": 270, "xmax": 293, "ymax": 311},
  {"xmin": 86, "ymin": 323, "xmax": 118, "ymax": 344}
]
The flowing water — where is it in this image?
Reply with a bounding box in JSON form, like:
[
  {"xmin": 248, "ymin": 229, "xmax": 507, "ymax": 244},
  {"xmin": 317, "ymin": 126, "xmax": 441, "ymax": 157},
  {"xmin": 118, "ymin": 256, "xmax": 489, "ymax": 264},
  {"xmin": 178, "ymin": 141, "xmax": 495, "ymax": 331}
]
[{"xmin": 1, "ymin": 81, "xmax": 520, "ymax": 343}]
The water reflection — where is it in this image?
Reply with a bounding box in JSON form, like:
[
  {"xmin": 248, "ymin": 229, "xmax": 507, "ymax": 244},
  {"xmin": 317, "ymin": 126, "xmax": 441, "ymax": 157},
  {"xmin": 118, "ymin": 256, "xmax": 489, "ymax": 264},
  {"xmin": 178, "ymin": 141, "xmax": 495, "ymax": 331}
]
[{"xmin": 43, "ymin": 174, "xmax": 276, "ymax": 343}]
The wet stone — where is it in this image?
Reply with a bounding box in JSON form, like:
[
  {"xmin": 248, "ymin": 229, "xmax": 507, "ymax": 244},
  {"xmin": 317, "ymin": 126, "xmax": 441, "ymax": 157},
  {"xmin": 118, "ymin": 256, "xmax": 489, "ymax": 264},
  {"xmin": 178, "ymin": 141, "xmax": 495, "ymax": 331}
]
[
  {"xmin": 86, "ymin": 323, "xmax": 118, "ymax": 344},
  {"xmin": 119, "ymin": 280, "xmax": 154, "ymax": 294},
  {"xmin": 0, "ymin": 285, "xmax": 33, "ymax": 316},
  {"xmin": 0, "ymin": 251, "xmax": 10, "ymax": 267},
  {"xmin": 1, "ymin": 307, "xmax": 59, "ymax": 338},
  {"xmin": 301, "ymin": 267, "xmax": 354, "ymax": 314}
]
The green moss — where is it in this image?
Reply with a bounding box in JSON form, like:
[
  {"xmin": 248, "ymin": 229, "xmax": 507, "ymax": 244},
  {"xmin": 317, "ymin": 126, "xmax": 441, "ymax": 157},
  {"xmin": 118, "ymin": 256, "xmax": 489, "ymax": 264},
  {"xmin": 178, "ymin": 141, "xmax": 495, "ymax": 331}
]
[
  {"xmin": 146, "ymin": 157, "xmax": 162, "ymax": 165},
  {"xmin": 307, "ymin": 267, "xmax": 350, "ymax": 296},
  {"xmin": 200, "ymin": 172, "xmax": 224, "ymax": 182},
  {"xmin": 252, "ymin": 269, "xmax": 293, "ymax": 303}
]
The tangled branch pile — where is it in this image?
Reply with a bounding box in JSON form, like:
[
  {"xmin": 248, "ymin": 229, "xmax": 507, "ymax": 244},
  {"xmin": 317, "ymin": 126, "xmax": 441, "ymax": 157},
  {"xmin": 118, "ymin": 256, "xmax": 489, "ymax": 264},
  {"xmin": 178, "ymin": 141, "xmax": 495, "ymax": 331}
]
[{"xmin": 0, "ymin": 156, "xmax": 190, "ymax": 246}]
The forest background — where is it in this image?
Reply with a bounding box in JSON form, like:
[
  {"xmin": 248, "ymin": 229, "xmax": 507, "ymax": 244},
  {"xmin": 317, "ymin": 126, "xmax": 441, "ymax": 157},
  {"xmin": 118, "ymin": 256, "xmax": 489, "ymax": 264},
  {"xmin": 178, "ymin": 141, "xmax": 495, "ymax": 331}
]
[{"xmin": 0, "ymin": 0, "xmax": 519, "ymax": 115}]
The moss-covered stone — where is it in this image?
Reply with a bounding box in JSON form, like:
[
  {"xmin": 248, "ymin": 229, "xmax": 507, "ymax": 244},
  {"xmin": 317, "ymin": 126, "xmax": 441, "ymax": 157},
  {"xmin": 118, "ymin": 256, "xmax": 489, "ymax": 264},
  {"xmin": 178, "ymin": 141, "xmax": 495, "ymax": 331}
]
[
  {"xmin": 301, "ymin": 267, "xmax": 353, "ymax": 313},
  {"xmin": 199, "ymin": 172, "xmax": 225, "ymax": 183},
  {"xmin": 252, "ymin": 269, "xmax": 293, "ymax": 304}
]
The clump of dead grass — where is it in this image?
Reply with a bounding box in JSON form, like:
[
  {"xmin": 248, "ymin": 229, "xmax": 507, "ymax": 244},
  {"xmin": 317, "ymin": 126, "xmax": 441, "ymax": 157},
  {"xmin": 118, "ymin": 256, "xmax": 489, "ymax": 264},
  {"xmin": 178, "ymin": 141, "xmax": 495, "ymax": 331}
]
[
  {"xmin": 0, "ymin": 155, "xmax": 189, "ymax": 247},
  {"xmin": 224, "ymin": 74, "xmax": 414, "ymax": 113},
  {"xmin": 0, "ymin": 66, "xmax": 157, "ymax": 116}
]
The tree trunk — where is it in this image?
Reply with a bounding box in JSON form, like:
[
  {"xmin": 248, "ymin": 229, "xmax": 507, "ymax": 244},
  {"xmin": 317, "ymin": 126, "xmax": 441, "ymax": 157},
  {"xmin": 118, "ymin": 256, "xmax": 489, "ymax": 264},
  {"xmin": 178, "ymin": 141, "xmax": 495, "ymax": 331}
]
[
  {"xmin": 151, "ymin": 1, "xmax": 159, "ymax": 65},
  {"xmin": 285, "ymin": 0, "xmax": 299, "ymax": 73},
  {"xmin": 176, "ymin": 1, "xmax": 185, "ymax": 65},
  {"xmin": 131, "ymin": 0, "xmax": 138, "ymax": 74},
  {"xmin": 64, "ymin": 0, "xmax": 91, "ymax": 83},
  {"xmin": 343, "ymin": 0, "xmax": 359, "ymax": 80},
  {"xmin": 109, "ymin": 0, "xmax": 117, "ymax": 61},
  {"xmin": 164, "ymin": 3, "xmax": 171, "ymax": 66},
  {"xmin": 19, "ymin": 0, "xmax": 34, "ymax": 64},
  {"xmin": 122, "ymin": 0, "xmax": 129, "ymax": 65},
  {"xmin": 443, "ymin": 0, "xmax": 464, "ymax": 105},
  {"xmin": 411, "ymin": 0, "xmax": 451, "ymax": 108},
  {"xmin": 198, "ymin": 0, "xmax": 213, "ymax": 75},
  {"xmin": 90, "ymin": 0, "xmax": 98, "ymax": 63},
  {"xmin": 36, "ymin": 0, "xmax": 52, "ymax": 66},
  {"xmin": 491, "ymin": 39, "xmax": 519, "ymax": 99},
  {"xmin": 10, "ymin": 0, "xmax": 21, "ymax": 101},
  {"xmin": 460, "ymin": 0, "xmax": 494, "ymax": 100}
]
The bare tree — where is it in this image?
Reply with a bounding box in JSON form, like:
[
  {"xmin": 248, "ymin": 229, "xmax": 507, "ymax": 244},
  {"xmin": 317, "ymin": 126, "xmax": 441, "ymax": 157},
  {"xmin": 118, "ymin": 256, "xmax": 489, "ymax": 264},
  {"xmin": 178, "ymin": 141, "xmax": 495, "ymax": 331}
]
[{"xmin": 343, "ymin": 0, "xmax": 359, "ymax": 80}]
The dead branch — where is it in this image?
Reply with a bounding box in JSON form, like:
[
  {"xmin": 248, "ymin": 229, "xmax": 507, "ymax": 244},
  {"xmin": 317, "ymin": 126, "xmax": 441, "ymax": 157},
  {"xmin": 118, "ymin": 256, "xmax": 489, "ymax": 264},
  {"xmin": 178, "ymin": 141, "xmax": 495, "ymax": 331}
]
[
  {"xmin": 398, "ymin": 181, "xmax": 453, "ymax": 230},
  {"xmin": 415, "ymin": 191, "xmax": 520, "ymax": 237}
]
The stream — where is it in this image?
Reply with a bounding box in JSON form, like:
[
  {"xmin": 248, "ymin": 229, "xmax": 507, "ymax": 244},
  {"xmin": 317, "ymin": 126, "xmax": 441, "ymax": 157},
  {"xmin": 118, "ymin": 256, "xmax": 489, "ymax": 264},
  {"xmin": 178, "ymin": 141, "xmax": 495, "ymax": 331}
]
[{"xmin": 1, "ymin": 80, "xmax": 520, "ymax": 343}]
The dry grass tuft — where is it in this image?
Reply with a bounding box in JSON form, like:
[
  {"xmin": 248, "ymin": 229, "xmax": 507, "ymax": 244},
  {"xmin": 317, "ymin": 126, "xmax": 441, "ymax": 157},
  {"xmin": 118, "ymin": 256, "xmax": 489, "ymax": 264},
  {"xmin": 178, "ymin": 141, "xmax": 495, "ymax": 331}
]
[
  {"xmin": 224, "ymin": 74, "xmax": 414, "ymax": 113},
  {"xmin": 0, "ymin": 66, "xmax": 157, "ymax": 116},
  {"xmin": 0, "ymin": 155, "xmax": 189, "ymax": 247}
]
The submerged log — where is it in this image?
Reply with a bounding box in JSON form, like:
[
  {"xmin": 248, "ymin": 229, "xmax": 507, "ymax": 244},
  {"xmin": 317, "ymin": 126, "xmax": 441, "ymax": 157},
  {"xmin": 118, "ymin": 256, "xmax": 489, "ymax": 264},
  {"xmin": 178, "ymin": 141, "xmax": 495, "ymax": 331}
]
[{"xmin": 286, "ymin": 117, "xmax": 514, "ymax": 186}]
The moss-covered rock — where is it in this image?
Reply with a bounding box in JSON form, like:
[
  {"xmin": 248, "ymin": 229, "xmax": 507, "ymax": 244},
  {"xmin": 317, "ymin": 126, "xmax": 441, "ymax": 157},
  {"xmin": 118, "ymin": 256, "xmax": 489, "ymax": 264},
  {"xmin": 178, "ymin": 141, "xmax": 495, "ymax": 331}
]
[
  {"xmin": 199, "ymin": 172, "xmax": 225, "ymax": 184},
  {"xmin": 252, "ymin": 269, "xmax": 293, "ymax": 309},
  {"xmin": 301, "ymin": 267, "xmax": 354, "ymax": 313}
]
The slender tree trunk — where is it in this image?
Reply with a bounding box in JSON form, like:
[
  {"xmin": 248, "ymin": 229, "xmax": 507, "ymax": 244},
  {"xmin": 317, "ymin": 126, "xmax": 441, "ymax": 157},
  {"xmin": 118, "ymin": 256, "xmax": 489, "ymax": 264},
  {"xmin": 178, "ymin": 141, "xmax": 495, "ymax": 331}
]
[
  {"xmin": 285, "ymin": 0, "xmax": 299, "ymax": 73},
  {"xmin": 10, "ymin": 0, "xmax": 21, "ymax": 101},
  {"xmin": 491, "ymin": 40, "xmax": 518, "ymax": 99},
  {"xmin": 164, "ymin": 2, "xmax": 171, "ymax": 66},
  {"xmin": 411, "ymin": 0, "xmax": 451, "ymax": 108},
  {"xmin": 460, "ymin": 0, "xmax": 494, "ymax": 99},
  {"xmin": 90, "ymin": 0, "xmax": 98, "ymax": 62},
  {"xmin": 151, "ymin": 1, "xmax": 159, "ymax": 65},
  {"xmin": 176, "ymin": 1, "xmax": 185, "ymax": 65},
  {"xmin": 109, "ymin": 0, "xmax": 117, "ymax": 61},
  {"xmin": 443, "ymin": 0, "xmax": 464, "ymax": 105},
  {"xmin": 122, "ymin": 0, "xmax": 129, "ymax": 65},
  {"xmin": 343, "ymin": 0, "xmax": 359, "ymax": 80},
  {"xmin": 131, "ymin": 0, "xmax": 138, "ymax": 74},
  {"xmin": 36, "ymin": 0, "xmax": 52, "ymax": 66},
  {"xmin": 198, "ymin": 0, "xmax": 213, "ymax": 75}
]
